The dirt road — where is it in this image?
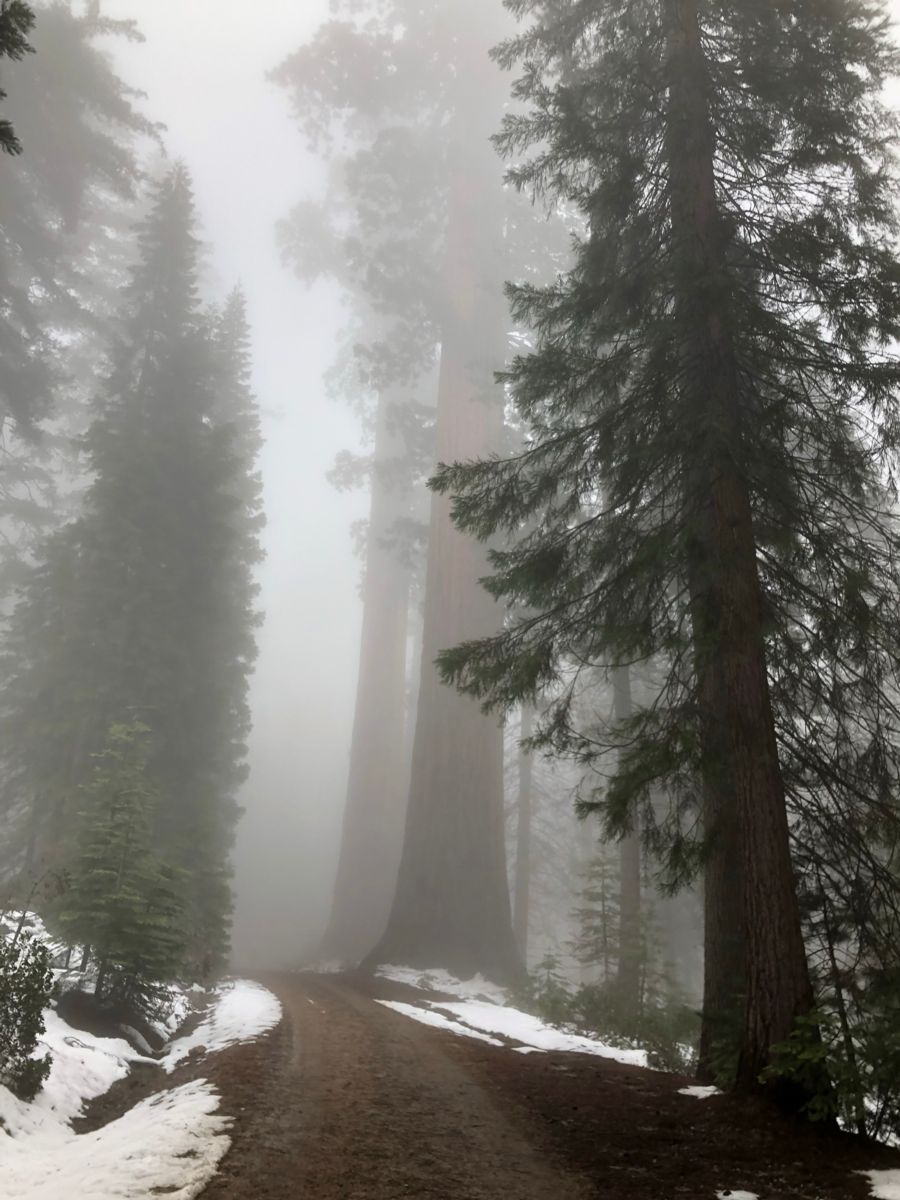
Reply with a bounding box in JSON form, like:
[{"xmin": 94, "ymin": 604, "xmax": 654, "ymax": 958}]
[
  {"xmin": 201, "ymin": 971, "xmax": 592, "ymax": 1199},
  {"xmin": 198, "ymin": 971, "xmax": 900, "ymax": 1200}
]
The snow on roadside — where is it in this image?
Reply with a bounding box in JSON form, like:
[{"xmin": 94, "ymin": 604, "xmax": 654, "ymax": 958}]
[
  {"xmin": 30, "ymin": 1009, "xmax": 156, "ymax": 1127},
  {"xmin": 377, "ymin": 1000, "xmax": 504, "ymax": 1046},
  {"xmin": 2, "ymin": 1080, "xmax": 230, "ymax": 1200},
  {"xmin": 0, "ymin": 1006, "xmax": 231, "ymax": 1200},
  {"xmin": 679, "ymin": 1084, "xmax": 722, "ymax": 1099},
  {"xmin": 375, "ymin": 963, "xmax": 508, "ymax": 1004},
  {"xmin": 431, "ymin": 999, "xmax": 649, "ymax": 1065},
  {"xmin": 1, "ymin": 974, "xmax": 282, "ymax": 1198},
  {"xmin": 863, "ymin": 1170, "xmax": 900, "ymax": 1200},
  {"xmin": 161, "ymin": 978, "xmax": 282, "ymax": 1072},
  {"xmin": 375, "ymin": 980, "xmax": 648, "ymax": 1066},
  {"xmin": 715, "ymin": 1191, "xmax": 759, "ymax": 1200}
]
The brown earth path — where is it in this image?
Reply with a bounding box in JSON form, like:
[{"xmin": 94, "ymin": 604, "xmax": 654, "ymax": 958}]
[
  {"xmin": 201, "ymin": 970, "xmax": 592, "ymax": 1199},
  {"xmin": 198, "ymin": 970, "xmax": 900, "ymax": 1200}
]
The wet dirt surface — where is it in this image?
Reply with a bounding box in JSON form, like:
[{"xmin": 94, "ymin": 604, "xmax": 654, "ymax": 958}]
[
  {"xmin": 201, "ymin": 971, "xmax": 592, "ymax": 1199},
  {"xmin": 80, "ymin": 969, "xmax": 900, "ymax": 1199},
  {"xmin": 195, "ymin": 971, "xmax": 900, "ymax": 1200}
]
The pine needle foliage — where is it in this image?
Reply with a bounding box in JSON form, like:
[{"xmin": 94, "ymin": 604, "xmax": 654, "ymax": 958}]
[
  {"xmin": 432, "ymin": 0, "xmax": 900, "ymax": 1084},
  {"xmin": 59, "ymin": 723, "xmax": 184, "ymax": 1013},
  {"xmin": 0, "ymin": 0, "xmax": 33, "ymax": 155},
  {"xmin": 0, "ymin": 927, "xmax": 51, "ymax": 1101},
  {"xmin": 0, "ymin": 2, "xmax": 153, "ymax": 608},
  {"xmin": 0, "ymin": 166, "xmax": 264, "ymax": 976}
]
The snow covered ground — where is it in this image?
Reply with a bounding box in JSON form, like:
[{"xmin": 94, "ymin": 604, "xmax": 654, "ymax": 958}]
[
  {"xmin": 379, "ymin": 1000, "xmax": 505, "ymax": 1046},
  {"xmin": 374, "ymin": 964, "xmax": 648, "ymax": 1066},
  {"xmin": 679, "ymin": 1084, "xmax": 722, "ymax": 1099},
  {"xmin": 2, "ymin": 1079, "xmax": 231, "ymax": 1200},
  {"xmin": 0, "ymin": 930, "xmax": 282, "ymax": 1200},
  {"xmin": 162, "ymin": 978, "xmax": 282, "ymax": 1071},
  {"xmin": 864, "ymin": 1171, "xmax": 900, "ymax": 1200},
  {"xmin": 376, "ymin": 963, "xmax": 508, "ymax": 1004}
]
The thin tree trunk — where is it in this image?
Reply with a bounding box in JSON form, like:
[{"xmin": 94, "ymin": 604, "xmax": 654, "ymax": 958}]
[
  {"xmin": 367, "ymin": 30, "xmax": 520, "ymax": 982},
  {"xmin": 817, "ymin": 867, "xmax": 866, "ymax": 1136},
  {"xmin": 320, "ymin": 388, "xmax": 412, "ymax": 962},
  {"xmin": 574, "ymin": 804, "xmax": 600, "ymax": 985},
  {"xmin": 513, "ymin": 705, "xmax": 534, "ymax": 964},
  {"xmin": 697, "ymin": 776, "xmax": 746, "ymax": 1080},
  {"xmin": 663, "ymin": 0, "xmax": 816, "ymax": 1094},
  {"xmin": 613, "ymin": 667, "xmax": 642, "ymax": 1008}
]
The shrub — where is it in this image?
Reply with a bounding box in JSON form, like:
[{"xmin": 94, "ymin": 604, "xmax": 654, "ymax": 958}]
[{"xmin": 0, "ymin": 929, "xmax": 53, "ymax": 1101}]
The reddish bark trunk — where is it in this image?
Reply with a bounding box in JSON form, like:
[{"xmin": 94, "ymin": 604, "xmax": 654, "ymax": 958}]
[
  {"xmin": 367, "ymin": 31, "xmax": 520, "ymax": 981},
  {"xmin": 663, "ymin": 0, "xmax": 815, "ymax": 1090},
  {"xmin": 320, "ymin": 389, "xmax": 411, "ymax": 962}
]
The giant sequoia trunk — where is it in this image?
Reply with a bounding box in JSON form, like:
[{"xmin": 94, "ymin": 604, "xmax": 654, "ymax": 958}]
[
  {"xmin": 367, "ymin": 33, "xmax": 520, "ymax": 982},
  {"xmin": 664, "ymin": 0, "xmax": 815, "ymax": 1090},
  {"xmin": 320, "ymin": 389, "xmax": 412, "ymax": 962}
]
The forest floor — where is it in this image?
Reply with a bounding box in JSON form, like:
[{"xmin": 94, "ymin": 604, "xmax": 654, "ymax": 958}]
[{"xmin": 177, "ymin": 969, "xmax": 900, "ymax": 1200}]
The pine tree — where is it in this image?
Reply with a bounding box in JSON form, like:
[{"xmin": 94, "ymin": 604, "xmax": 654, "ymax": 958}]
[
  {"xmin": 0, "ymin": 0, "xmax": 33, "ymax": 156},
  {"xmin": 59, "ymin": 723, "xmax": 184, "ymax": 1012},
  {"xmin": 0, "ymin": 166, "xmax": 263, "ymax": 977},
  {"xmin": 0, "ymin": 1, "xmax": 152, "ymax": 607},
  {"xmin": 432, "ymin": 0, "xmax": 900, "ymax": 1097}
]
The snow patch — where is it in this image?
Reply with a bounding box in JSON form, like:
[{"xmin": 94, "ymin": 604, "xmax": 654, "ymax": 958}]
[
  {"xmin": 432, "ymin": 999, "xmax": 648, "ymax": 1065},
  {"xmin": 863, "ymin": 1171, "xmax": 900, "ymax": 1200},
  {"xmin": 161, "ymin": 978, "xmax": 282, "ymax": 1071},
  {"xmin": 376, "ymin": 990, "xmax": 648, "ymax": 1066},
  {"xmin": 375, "ymin": 963, "xmax": 508, "ymax": 1004},
  {"xmin": 30, "ymin": 1009, "xmax": 156, "ymax": 1127},
  {"xmin": 716, "ymin": 1192, "xmax": 759, "ymax": 1200},
  {"xmin": 300, "ymin": 958, "xmax": 345, "ymax": 974},
  {"xmin": 377, "ymin": 1000, "xmax": 504, "ymax": 1046},
  {"xmin": 1, "ymin": 1079, "xmax": 230, "ymax": 1200},
  {"xmin": 679, "ymin": 1085, "xmax": 722, "ymax": 1099}
]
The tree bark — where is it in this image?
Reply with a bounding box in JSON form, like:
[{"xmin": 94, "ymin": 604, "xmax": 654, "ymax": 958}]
[
  {"xmin": 663, "ymin": 0, "xmax": 816, "ymax": 1092},
  {"xmin": 319, "ymin": 388, "xmax": 412, "ymax": 962},
  {"xmin": 366, "ymin": 29, "xmax": 520, "ymax": 982},
  {"xmin": 613, "ymin": 667, "xmax": 642, "ymax": 1009},
  {"xmin": 513, "ymin": 705, "xmax": 534, "ymax": 964}
]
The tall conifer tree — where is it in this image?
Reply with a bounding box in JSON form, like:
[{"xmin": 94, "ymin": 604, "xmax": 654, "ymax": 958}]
[
  {"xmin": 433, "ymin": 0, "xmax": 900, "ymax": 1092},
  {"xmin": 0, "ymin": 1, "xmax": 153, "ymax": 603},
  {"xmin": 277, "ymin": 0, "xmax": 521, "ymax": 977},
  {"xmin": 0, "ymin": 167, "xmax": 263, "ymax": 976}
]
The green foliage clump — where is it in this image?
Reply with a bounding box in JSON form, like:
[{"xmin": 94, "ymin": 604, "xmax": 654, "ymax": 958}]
[
  {"xmin": 570, "ymin": 983, "xmax": 698, "ymax": 1075},
  {"xmin": 512, "ymin": 952, "xmax": 572, "ymax": 1028},
  {"xmin": 513, "ymin": 951, "xmax": 697, "ymax": 1074},
  {"xmin": 764, "ymin": 986, "xmax": 900, "ymax": 1141},
  {"xmin": 59, "ymin": 722, "xmax": 185, "ymax": 1016},
  {"xmin": 0, "ymin": 929, "xmax": 52, "ymax": 1101},
  {"xmin": 0, "ymin": 0, "xmax": 34, "ymax": 155}
]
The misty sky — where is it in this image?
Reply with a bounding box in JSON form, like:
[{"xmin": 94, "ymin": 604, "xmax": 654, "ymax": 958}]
[{"xmin": 103, "ymin": 0, "xmax": 367, "ymax": 964}]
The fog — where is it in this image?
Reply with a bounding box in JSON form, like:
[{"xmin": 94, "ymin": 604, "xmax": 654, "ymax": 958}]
[
  {"xmin": 103, "ymin": 0, "xmax": 365, "ymax": 966},
  {"xmin": 8, "ymin": 5, "xmax": 900, "ymax": 1184}
]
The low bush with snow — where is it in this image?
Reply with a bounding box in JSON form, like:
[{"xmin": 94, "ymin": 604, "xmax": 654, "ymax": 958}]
[{"xmin": 0, "ymin": 924, "xmax": 54, "ymax": 1101}]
